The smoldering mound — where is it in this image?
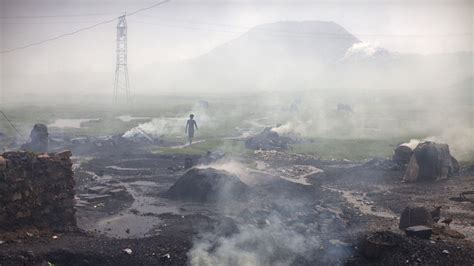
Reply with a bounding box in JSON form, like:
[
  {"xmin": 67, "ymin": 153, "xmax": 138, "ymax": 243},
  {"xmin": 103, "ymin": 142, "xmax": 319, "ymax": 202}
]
[{"xmin": 164, "ymin": 168, "xmax": 249, "ymax": 202}]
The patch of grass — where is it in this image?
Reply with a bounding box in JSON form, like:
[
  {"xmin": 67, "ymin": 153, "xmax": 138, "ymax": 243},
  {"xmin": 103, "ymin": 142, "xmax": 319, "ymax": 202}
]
[
  {"xmin": 153, "ymin": 139, "xmax": 249, "ymax": 156},
  {"xmin": 291, "ymin": 137, "xmax": 412, "ymax": 161}
]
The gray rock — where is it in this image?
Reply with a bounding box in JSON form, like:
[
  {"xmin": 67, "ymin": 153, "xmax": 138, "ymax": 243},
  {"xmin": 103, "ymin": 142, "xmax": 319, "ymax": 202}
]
[
  {"xmin": 21, "ymin": 124, "xmax": 49, "ymax": 152},
  {"xmin": 405, "ymin": 225, "xmax": 432, "ymax": 239},
  {"xmin": 399, "ymin": 206, "xmax": 433, "ymax": 229}
]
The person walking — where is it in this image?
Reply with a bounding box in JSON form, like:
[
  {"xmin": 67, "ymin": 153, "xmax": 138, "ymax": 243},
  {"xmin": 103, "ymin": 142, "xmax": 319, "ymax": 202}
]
[{"xmin": 185, "ymin": 114, "xmax": 198, "ymax": 145}]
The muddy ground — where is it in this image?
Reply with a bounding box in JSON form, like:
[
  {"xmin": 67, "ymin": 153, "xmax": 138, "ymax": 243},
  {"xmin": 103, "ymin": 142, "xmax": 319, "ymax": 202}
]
[{"xmin": 1, "ymin": 140, "xmax": 474, "ymax": 265}]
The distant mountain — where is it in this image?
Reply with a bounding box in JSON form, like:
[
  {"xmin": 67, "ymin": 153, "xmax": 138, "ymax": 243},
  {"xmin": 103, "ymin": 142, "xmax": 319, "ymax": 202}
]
[
  {"xmin": 156, "ymin": 21, "xmax": 361, "ymax": 91},
  {"xmin": 135, "ymin": 21, "xmax": 474, "ymax": 93},
  {"xmin": 195, "ymin": 21, "xmax": 360, "ymax": 65}
]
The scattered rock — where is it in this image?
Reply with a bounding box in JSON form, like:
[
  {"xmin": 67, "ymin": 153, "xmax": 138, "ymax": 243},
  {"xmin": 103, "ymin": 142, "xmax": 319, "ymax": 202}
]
[
  {"xmin": 399, "ymin": 206, "xmax": 433, "ymax": 229},
  {"xmin": 361, "ymin": 231, "xmax": 398, "ymax": 259},
  {"xmin": 123, "ymin": 248, "xmax": 133, "ymax": 255},
  {"xmin": 405, "ymin": 225, "xmax": 432, "ymax": 239},
  {"xmin": 160, "ymin": 253, "xmax": 171, "ymax": 262},
  {"xmin": 364, "ymin": 158, "xmax": 399, "ymax": 170},
  {"xmin": 55, "ymin": 150, "xmax": 72, "ymax": 159}
]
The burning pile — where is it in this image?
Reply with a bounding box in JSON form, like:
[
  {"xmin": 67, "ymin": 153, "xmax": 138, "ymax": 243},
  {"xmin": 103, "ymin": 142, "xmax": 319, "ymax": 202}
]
[
  {"xmin": 165, "ymin": 168, "xmax": 248, "ymax": 202},
  {"xmin": 401, "ymin": 141, "xmax": 459, "ymax": 182}
]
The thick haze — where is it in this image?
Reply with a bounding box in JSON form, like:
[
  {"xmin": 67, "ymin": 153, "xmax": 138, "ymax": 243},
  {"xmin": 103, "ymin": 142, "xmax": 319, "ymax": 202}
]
[{"xmin": 0, "ymin": 0, "xmax": 473, "ymax": 97}]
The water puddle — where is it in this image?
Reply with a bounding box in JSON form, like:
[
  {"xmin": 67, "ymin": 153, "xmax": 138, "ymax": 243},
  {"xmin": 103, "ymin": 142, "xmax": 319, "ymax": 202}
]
[
  {"xmin": 86, "ymin": 177, "xmax": 180, "ymax": 239},
  {"xmin": 95, "ymin": 213, "xmax": 162, "ymax": 238},
  {"xmin": 106, "ymin": 166, "xmax": 151, "ymax": 171}
]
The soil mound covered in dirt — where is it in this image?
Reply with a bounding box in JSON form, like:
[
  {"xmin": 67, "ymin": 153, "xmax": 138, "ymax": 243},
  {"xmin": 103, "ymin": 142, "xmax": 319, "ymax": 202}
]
[
  {"xmin": 164, "ymin": 168, "xmax": 248, "ymax": 202},
  {"xmin": 245, "ymin": 127, "xmax": 292, "ymax": 150}
]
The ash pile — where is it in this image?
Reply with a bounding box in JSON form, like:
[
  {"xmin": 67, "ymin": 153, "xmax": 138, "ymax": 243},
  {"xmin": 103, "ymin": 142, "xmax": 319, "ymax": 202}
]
[
  {"xmin": 245, "ymin": 126, "xmax": 294, "ymax": 151},
  {"xmin": 0, "ymin": 150, "xmax": 76, "ymax": 232},
  {"xmin": 164, "ymin": 168, "xmax": 248, "ymax": 202}
]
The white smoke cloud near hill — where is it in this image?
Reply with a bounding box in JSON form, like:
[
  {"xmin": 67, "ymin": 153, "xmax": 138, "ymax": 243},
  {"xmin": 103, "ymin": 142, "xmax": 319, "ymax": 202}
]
[{"xmin": 342, "ymin": 42, "xmax": 391, "ymax": 61}]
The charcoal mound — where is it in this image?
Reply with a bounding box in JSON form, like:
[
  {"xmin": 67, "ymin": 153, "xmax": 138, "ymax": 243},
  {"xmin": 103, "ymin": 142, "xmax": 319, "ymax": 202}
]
[
  {"xmin": 245, "ymin": 127, "xmax": 292, "ymax": 151},
  {"xmin": 164, "ymin": 168, "xmax": 248, "ymax": 202}
]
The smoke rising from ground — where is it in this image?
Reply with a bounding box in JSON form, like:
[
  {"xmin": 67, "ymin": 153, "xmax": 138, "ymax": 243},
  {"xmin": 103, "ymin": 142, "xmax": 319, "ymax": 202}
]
[
  {"xmin": 188, "ymin": 159, "xmax": 350, "ymax": 266},
  {"xmin": 123, "ymin": 102, "xmax": 214, "ymax": 139},
  {"xmin": 189, "ymin": 214, "xmax": 323, "ymax": 266}
]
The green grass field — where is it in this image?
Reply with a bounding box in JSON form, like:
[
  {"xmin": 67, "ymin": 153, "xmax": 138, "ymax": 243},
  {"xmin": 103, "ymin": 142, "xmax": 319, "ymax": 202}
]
[{"xmin": 1, "ymin": 94, "xmax": 472, "ymax": 162}]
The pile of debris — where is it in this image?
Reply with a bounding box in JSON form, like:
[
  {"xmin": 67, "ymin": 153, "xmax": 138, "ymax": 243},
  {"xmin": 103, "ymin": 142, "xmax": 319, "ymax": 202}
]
[
  {"xmin": 164, "ymin": 168, "xmax": 248, "ymax": 202},
  {"xmin": 253, "ymin": 150, "xmax": 316, "ymax": 165},
  {"xmin": 401, "ymin": 141, "xmax": 459, "ymax": 182},
  {"xmin": 245, "ymin": 126, "xmax": 293, "ymax": 151},
  {"xmin": 356, "ymin": 230, "xmax": 474, "ymax": 265},
  {"xmin": 0, "ymin": 150, "xmax": 76, "ymax": 231},
  {"xmin": 21, "ymin": 123, "xmax": 49, "ymax": 152}
]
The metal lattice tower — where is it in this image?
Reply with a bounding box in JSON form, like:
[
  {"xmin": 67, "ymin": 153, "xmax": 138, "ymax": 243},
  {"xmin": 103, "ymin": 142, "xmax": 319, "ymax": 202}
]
[{"xmin": 113, "ymin": 15, "xmax": 131, "ymax": 104}]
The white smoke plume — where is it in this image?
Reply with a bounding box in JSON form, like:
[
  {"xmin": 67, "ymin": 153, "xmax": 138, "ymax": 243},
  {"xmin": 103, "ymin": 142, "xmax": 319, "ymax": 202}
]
[
  {"xmin": 123, "ymin": 101, "xmax": 213, "ymax": 139},
  {"xmin": 189, "ymin": 215, "xmax": 322, "ymax": 266},
  {"xmin": 342, "ymin": 42, "xmax": 390, "ymax": 61}
]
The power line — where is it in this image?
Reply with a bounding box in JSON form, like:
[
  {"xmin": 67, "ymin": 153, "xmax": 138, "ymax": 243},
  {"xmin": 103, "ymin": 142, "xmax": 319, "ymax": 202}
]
[
  {"xmin": 1, "ymin": 21, "xmax": 109, "ymax": 25},
  {"xmin": 132, "ymin": 15, "xmax": 474, "ymax": 38},
  {"xmin": 0, "ymin": 0, "xmax": 172, "ymax": 54},
  {"xmin": 0, "ymin": 111, "xmax": 24, "ymax": 139},
  {"xmin": 130, "ymin": 20, "xmax": 243, "ymax": 34},
  {"xmin": 0, "ymin": 18, "xmax": 118, "ymax": 54},
  {"xmin": 0, "ymin": 12, "xmax": 120, "ymax": 19},
  {"xmin": 127, "ymin": 0, "xmax": 171, "ymax": 16},
  {"xmin": 129, "ymin": 20, "xmax": 473, "ymax": 39}
]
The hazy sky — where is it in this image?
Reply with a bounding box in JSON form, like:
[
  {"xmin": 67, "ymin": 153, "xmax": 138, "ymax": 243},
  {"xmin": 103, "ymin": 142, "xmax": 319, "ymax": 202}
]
[{"xmin": 0, "ymin": 0, "xmax": 473, "ymax": 75}]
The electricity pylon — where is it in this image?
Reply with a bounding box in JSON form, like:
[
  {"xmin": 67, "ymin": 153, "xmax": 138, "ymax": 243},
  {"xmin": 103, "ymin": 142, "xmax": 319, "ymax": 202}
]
[{"xmin": 113, "ymin": 15, "xmax": 131, "ymax": 104}]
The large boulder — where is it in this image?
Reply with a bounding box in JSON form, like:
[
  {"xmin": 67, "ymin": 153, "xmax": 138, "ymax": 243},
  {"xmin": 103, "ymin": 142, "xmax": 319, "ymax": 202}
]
[
  {"xmin": 245, "ymin": 127, "xmax": 292, "ymax": 151},
  {"xmin": 21, "ymin": 123, "xmax": 49, "ymax": 153},
  {"xmin": 399, "ymin": 206, "xmax": 433, "ymax": 230},
  {"xmin": 165, "ymin": 168, "xmax": 248, "ymax": 202},
  {"xmin": 403, "ymin": 141, "xmax": 458, "ymax": 182}
]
